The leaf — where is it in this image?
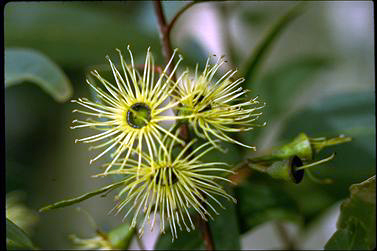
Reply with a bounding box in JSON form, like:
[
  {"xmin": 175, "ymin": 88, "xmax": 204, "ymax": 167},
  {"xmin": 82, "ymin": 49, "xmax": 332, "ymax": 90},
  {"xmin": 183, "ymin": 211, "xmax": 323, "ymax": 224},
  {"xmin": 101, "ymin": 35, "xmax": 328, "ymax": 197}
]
[
  {"xmin": 5, "ymin": 2, "xmax": 161, "ymax": 69},
  {"xmin": 180, "ymin": 37, "xmax": 208, "ymax": 68},
  {"xmin": 154, "ymin": 228, "xmax": 204, "ymax": 250},
  {"xmin": 242, "ymin": 55, "xmax": 334, "ymax": 147},
  {"xmin": 254, "ymin": 56, "xmax": 333, "ymax": 117},
  {"xmin": 325, "ymin": 176, "xmax": 376, "ymax": 250},
  {"xmin": 6, "ymin": 218, "xmax": 37, "ymax": 250},
  {"xmin": 108, "ymin": 223, "xmax": 135, "ymax": 249},
  {"xmin": 235, "ymin": 174, "xmax": 302, "ymax": 234},
  {"xmin": 39, "ymin": 180, "xmax": 125, "ymax": 212},
  {"xmin": 5, "ymin": 48, "xmax": 72, "ymax": 102},
  {"xmin": 209, "ymin": 188, "xmax": 241, "ymax": 250},
  {"xmin": 243, "ymin": 2, "xmax": 306, "ymax": 83}
]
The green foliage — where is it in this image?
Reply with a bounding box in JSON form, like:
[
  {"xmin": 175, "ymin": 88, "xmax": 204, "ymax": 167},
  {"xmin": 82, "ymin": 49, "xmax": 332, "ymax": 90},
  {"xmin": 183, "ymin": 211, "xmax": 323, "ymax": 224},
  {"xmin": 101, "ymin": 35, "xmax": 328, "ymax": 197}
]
[
  {"xmin": 5, "ymin": 48, "xmax": 72, "ymax": 102},
  {"xmin": 243, "ymin": 2, "xmax": 306, "ymax": 83},
  {"xmin": 209, "ymin": 189, "xmax": 241, "ymax": 250},
  {"xmin": 107, "ymin": 223, "xmax": 135, "ymax": 249},
  {"xmin": 250, "ymin": 56, "xmax": 334, "ymax": 116},
  {"xmin": 4, "ymin": 2, "xmax": 161, "ymax": 69},
  {"xmin": 325, "ymin": 176, "xmax": 376, "ymax": 250},
  {"xmin": 6, "ymin": 218, "xmax": 37, "ymax": 250},
  {"xmin": 155, "ymin": 228, "xmax": 204, "ymax": 250},
  {"xmin": 236, "ymin": 175, "xmax": 302, "ymax": 234}
]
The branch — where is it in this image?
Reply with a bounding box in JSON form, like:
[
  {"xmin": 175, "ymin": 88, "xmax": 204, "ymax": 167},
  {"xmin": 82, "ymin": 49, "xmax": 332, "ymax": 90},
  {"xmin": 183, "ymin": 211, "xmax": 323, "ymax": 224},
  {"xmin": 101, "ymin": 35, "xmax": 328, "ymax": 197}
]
[
  {"xmin": 197, "ymin": 214, "xmax": 215, "ymax": 250},
  {"xmin": 166, "ymin": 1, "xmax": 197, "ymax": 36},
  {"xmin": 153, "ymin": 0, "xmax": 174, "ymax": 69}
]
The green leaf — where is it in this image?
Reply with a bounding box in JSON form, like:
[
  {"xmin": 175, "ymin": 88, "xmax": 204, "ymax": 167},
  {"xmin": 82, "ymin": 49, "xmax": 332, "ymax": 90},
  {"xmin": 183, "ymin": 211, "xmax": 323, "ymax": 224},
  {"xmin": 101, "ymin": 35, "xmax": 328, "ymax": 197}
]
[
  {"xmin": 243, "ymin": 2, "xmax": 306, "ymax": 83},
  {"xmin": 209, "ymin": 188, "xmax": 241, "ymax": 250},
  {"xmin": 325, "ymin": 176, "xmax": 376, "ymax": 250},
  {"xmin": 108, "ymin": 223, "xmax": 135, "ymax": 249},
  {"xmin": 242, "ymin": 55, "xmax": 333, "ymax": 146},
  {"xmin": 255, "ymin": 56, "xmax": 333, "ymax": 116},
  {"xmin": 235, "ymin": 174, "xmax": 302, "ymax": 234},
  {"xmin": 39, "ymin": 180, "xmax": 125, "ymax": 212},
  {"xmin": 5, "ymin": 48, "xmax": 72, "ymax": 102},
  {"xmin": 155, "ymin": 228, "xmax": 204, "ymax": 250},
  {"xmin": 6, "ymin": 218, "xmax": 37, "ymax": 250},
  {"xmin": 5, "ymin": 2, "xmax": 161, "ymax": 69}
]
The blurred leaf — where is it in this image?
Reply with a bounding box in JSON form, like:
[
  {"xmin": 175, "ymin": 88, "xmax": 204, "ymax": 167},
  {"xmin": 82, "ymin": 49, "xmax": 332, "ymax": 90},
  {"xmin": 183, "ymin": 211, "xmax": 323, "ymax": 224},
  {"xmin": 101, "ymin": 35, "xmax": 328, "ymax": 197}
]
[
  {"xmin": 108, "ymin": 223, "xmax": 135, "ymax": 249},
  {"xmin": 155, "ymin": 228, "xmax": 204, "ymax": 250},
  {"xmin": 180, "ymin": 37, "xmax": 208, "ymax": 69},
  {"xmin": 241, "ymin": 9, "xmax": 271, "ymax": 26},
  {"xmin": 235, "ymin": 174, "xmax": 302, "ymax": 234},
  {"xmin": 6, "ymin": 218, "xmax": 37, "ymax": 250},
  {"xmin": 325, "ymin": 176, "xmax": 376, "ymax": 250},
  {"xmin": 209, "ymin": 188, "xmax": 241, "ymax": 250},
  {"xmin": 5, "ymin": 2, "xmax": 161, "ymax": 69},
  {"xmin": 243, "ymin": 2, "xmax": 305, "ymax": 83},
  {"xmin": 253, "ymin": 55, "xmax": 333, "ymax": 117},
  {"xmin": 39, "ymin": 180, "xmax": 125, "ymax": 212},
  {"xmin": 5, "ymin": 48, "xmax": 72, "ymax": 102},
  {"xmin": 242, "ymin": 54, "xmax": 333, "ymax": 147}
]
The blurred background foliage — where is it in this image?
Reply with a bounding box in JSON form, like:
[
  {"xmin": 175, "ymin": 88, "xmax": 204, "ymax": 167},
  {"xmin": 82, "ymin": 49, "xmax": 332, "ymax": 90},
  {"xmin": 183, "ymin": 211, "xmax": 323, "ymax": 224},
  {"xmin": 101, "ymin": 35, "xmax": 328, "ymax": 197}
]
[{"xmin": 4, "ymin": 1, "xmax": 375, "ymax": 250}]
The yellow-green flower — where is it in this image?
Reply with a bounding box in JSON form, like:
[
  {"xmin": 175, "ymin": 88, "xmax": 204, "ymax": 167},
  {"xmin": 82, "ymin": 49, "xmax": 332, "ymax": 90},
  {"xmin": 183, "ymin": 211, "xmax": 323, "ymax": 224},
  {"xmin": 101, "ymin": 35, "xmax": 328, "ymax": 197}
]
[
  {"xmin": 95, "ymin": 135, "xmax": 235, "ymax": 240},
  {"xmin": 71, "ymin": 46, "xmax": 187, "ymax": 173},
  {"xmin": 175, "ymin": 56, "xmax": 265, "ymax": 149}
]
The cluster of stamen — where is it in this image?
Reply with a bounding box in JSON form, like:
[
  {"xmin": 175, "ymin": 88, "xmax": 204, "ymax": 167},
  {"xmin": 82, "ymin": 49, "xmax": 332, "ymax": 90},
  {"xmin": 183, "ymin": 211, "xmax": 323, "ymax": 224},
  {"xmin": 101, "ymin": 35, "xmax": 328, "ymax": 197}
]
[{"xmin": 152, "ymin": 166, "xmax": 179, "ymax": 186}]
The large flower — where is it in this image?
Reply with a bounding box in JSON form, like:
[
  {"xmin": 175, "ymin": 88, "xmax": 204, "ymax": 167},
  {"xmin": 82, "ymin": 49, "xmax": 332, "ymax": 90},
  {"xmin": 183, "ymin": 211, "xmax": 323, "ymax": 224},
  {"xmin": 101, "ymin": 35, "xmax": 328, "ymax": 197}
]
[
  {"xmin": 95, "ymin": 135, "xmax": 235, "ymax": 240},
  {"xmin": 71, "ymin": 46, "xmax": 186, "ymax": 173},
  {"xmin": 175, "ymin": 56, "xmax": 265, "ymax": 149}
]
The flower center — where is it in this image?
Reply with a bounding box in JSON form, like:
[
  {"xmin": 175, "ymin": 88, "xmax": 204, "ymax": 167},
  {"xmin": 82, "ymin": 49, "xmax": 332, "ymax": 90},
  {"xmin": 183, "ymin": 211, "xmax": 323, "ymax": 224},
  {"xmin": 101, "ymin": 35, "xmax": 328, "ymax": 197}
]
[
  {"xmin": 154, "ymin": 167, "xmax": 178, "ymax": 186},
  {"xmin": 126, "ymin": 102, "xmax": 151, "ymax": 129},
  {"xmin": 195, "ymin": 95, "xmax": 211, "ymax": 112}
]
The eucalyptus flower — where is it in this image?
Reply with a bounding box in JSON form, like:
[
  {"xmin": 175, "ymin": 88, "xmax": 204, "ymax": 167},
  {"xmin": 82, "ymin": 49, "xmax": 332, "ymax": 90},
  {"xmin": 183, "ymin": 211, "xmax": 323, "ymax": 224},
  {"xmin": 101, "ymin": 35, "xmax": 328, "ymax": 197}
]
[
  {"xmin": 175, "ymin": 56, "xmax": 265, "ymax": 149},
  {"xmin": 71, "ymin": 46, "xmax": 187, "ymax": 173},
  {"xmin": 95, "ymin": 135, "xmax": 236, "ymax": 240}
]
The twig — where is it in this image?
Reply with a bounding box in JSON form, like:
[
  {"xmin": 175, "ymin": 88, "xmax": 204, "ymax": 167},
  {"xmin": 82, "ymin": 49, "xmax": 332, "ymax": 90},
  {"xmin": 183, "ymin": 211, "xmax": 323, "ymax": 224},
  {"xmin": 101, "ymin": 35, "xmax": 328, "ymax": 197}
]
[
  {"xmin": 153, "ymin": 1, "xmax": 215, "ymax": 250},
  {"xmin": 197, "ymin": 214, "xmax": 215, "ymax": 250},
  {"xmin": 166, "ymin": 1, "xmax": 197, "ymax": 36},
  {"xmin": 228, "ymin": 162, "xmax": 252, "ymax": 186},
  {"xmin": 153, "ymin": 0, "xmax": 174, "ymax": 70}
]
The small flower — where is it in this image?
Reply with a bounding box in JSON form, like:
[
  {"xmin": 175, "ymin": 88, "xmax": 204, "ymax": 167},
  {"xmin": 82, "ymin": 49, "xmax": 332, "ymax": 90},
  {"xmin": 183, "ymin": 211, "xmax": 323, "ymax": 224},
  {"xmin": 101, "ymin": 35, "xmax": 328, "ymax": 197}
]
[
  {"xmin": 71, "ymin": 46, "xmax": 187, "ymax": 173},
  {"xmin": 175, "ymin": 56, "xmax": 265, "ymax": 149},
  {"xmin": 95, "ymin": 136, "xmax": 236, "ymax": 240}
]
